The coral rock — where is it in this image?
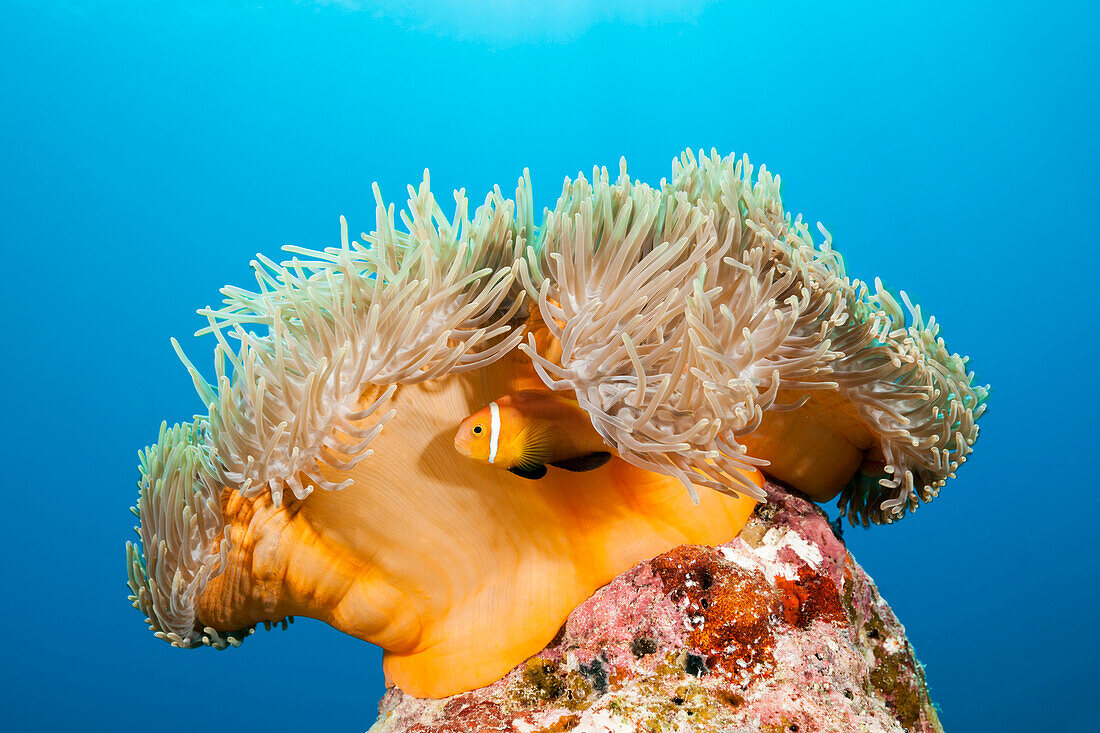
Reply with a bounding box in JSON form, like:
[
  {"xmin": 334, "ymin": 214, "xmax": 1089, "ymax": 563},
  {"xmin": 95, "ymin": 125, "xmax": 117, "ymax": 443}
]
[{"xmin": 368, "ymin": 484, "xmax": 943, "ymax": 733}]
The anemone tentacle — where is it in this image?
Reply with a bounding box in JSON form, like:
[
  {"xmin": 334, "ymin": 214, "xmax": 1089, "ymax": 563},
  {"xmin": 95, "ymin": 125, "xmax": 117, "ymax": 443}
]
[
  {"xmin": 126, "ymin": 420, "xmax": 236, "ymax": 648},
  {"xmin": 184, "ymin": 173, "xmax": 533, "ymax": 505}
]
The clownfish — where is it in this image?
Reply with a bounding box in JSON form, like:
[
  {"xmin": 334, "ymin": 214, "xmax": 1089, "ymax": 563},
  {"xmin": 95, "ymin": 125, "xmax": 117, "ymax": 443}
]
[{"xmin": 453, "ymin": 390, "xmax": 613, "ymax": 479}]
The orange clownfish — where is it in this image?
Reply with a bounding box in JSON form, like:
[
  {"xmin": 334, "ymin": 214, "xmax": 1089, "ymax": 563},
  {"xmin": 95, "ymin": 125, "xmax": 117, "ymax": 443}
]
[{"xmin": 453, "ymin": 390, "xmax": 612, "ymax": 479}]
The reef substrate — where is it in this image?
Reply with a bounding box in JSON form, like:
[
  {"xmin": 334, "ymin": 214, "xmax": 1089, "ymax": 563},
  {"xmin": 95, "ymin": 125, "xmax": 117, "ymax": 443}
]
[{"xmin": 369, "ymin": 482, "xmax": 942, "ymax": 733}]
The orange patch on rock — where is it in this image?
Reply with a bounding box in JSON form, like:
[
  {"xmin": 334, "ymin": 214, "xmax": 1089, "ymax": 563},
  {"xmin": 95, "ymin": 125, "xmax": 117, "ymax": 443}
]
[
  {"xmin": 651, "ymin": 546, "xmax": 781, "ymax": 684},
  {"xmin": 775, "ymin": 565, "xmax": 848, "ymax": 629}
]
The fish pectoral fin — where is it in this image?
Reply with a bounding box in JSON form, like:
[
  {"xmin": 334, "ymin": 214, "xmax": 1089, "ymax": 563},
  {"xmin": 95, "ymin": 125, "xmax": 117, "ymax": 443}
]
[
  {"xmin": 549, "ymin": 452, "xmax": 612, "ymax": 472},
  {"xmin": 516, "ymin": 423, "xmax": 555, "ymax": 468},
  {"xmin": 509, "ymin": 464, "xmax": 548, "ymax": 480},
  {"xmin": 506, "ymin": 424, "xmax": 554, "ymax": 480}
]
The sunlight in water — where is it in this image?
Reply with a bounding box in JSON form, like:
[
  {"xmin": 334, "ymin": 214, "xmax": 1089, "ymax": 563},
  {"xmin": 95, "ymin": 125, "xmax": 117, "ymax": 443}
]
[{"xmin": 313, "ymin": 0, "xmax": 719, "ymax": 44}]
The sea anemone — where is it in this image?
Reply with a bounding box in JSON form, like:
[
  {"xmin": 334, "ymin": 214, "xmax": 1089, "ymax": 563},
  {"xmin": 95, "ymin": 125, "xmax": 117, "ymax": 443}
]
[{"xmin": 126, "ymin": 150, "xmax": 986, "ymax": 697}]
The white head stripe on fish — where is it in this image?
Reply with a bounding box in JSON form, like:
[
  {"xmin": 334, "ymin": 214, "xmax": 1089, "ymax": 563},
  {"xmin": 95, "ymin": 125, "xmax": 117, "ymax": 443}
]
[{"xmin": 488, "ymin": 401, "xmax": 501, "ymax": 464}]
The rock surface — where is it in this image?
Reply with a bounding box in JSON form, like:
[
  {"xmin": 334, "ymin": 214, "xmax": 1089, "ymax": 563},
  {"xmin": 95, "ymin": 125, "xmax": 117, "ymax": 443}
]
[{"xmin": 368, "ymin": 484, "xmax": 943, "ymax": 733}]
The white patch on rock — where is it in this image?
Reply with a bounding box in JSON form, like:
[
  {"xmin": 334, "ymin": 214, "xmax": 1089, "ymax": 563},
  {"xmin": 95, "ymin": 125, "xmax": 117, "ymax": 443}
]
[
  {"xmin": 725, "ymin": 527, "xmax": 825, "ymax": 583},
  {"xmin": 760, "ymin": 527, "xmax": 823, "ymax": 568},
  {"xmin": 720, "ymin": 544, "xmax": 766, "ymax": 575},
  {"xmin": 580, "ymin": 709, "xmax": 640, "ymax": 733}
]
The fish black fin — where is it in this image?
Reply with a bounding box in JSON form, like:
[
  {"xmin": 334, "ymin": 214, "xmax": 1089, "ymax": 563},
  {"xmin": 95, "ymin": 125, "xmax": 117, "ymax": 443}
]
[
  {"xmin": 509, "ymin": 464, "xmax": 548, "ymax": 480},
  {"xmin": 549, "ymin": 452, "xmax": 612, "ymax": 472}
]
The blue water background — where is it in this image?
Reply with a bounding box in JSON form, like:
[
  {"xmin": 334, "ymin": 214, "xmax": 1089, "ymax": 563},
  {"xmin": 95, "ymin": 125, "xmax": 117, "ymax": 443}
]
[{"xmin": 2, "ymin": 2, "xmax": 1096, "ymax": 730}]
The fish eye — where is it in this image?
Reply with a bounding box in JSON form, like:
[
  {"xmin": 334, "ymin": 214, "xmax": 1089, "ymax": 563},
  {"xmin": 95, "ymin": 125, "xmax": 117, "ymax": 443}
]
[{"xmin": 472, "ymin": 424, "xmax": 483, "ymax": 435}]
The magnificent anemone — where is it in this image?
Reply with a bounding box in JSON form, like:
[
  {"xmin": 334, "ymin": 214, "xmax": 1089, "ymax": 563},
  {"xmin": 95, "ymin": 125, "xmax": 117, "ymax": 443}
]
[{"xmin": 126, "ymin": 150, "xmax": 986, "ymax": 697}]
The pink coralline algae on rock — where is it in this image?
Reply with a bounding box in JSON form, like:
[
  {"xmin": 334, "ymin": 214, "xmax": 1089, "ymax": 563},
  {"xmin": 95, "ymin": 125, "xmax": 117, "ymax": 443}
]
[{"xmin": 369, "ymin": 484, "xmax": 943, "ymax": 733}]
